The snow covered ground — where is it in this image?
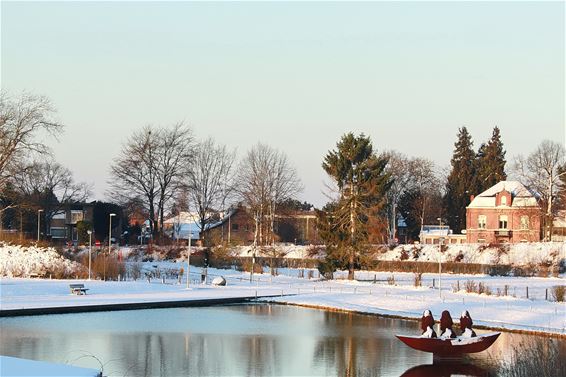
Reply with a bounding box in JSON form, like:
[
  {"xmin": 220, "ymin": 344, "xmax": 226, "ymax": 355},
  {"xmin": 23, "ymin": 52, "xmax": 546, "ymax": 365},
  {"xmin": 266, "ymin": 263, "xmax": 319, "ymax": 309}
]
[
  {"xmin": 0, "ymin": 355, "xmax": 101, "ymax": 377},
  {"xmin": 1, "ymin": 242, "xmax": 565, "ymax": 337},
  {"xmin": 1, "ymin": 267, "xmax": 564, "ymax": 336}
]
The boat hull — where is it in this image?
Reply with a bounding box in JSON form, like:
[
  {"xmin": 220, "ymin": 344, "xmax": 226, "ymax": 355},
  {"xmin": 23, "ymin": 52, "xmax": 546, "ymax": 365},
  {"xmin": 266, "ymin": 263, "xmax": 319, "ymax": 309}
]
[{"xmin": 396, "ymin": 333, "xmax": 500, "ymax": 357}]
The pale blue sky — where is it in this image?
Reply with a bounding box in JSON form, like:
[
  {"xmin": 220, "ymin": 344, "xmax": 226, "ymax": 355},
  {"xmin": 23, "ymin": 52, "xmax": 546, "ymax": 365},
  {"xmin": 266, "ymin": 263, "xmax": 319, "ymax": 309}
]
[{"xmin": 1, "ymin": 1, "xmax": 564, "ymax": 207}]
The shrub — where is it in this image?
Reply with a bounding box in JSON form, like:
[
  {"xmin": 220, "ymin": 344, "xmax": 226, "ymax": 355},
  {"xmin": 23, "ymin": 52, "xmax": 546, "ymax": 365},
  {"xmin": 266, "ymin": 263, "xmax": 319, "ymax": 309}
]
[
  {"xmin": 465, "ymin": 280, "xmax": 477, "ymax": 293},
  {"xmin": 129, "ymin": 262, "xmax": 143, "ymax": 281},
  {"xmin": 91, "ymin": 253, "xmax": 125, "ymax": 280},
  {"xmin": 387, "ymin": 275, "xmax": 395, "ymax": 285},
  {"xmin": 496, "ymin": 338, "xmax": 566, "ymax": 377},
  {"xmin": 551, "ymin": 285, "xmax": 565, "ymax": 302},
  {"xmin": 478, "ymin": 282, "xmax": 491, "ymax": 295},
  {"xmin": 413, "ymin": 272, "xmax": 422, "ymax": 287}
]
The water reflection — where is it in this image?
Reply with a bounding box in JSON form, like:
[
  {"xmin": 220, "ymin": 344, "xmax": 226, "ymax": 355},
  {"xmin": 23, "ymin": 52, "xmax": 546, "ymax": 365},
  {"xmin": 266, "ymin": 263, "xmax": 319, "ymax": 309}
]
[
  {"xmin": 400, "ymin": 362, "xmax": 489, "ymax": 377},
  {"xmin": 0, "ymin": 304, "xmax": 558, "ymax": 376}
]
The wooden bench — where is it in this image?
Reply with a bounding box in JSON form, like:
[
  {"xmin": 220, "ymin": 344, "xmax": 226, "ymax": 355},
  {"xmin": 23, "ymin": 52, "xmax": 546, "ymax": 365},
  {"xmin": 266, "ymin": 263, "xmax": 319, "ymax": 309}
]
[{"xmin": 69, "ymin": 283, "xmax": 89, "ymax": 295}]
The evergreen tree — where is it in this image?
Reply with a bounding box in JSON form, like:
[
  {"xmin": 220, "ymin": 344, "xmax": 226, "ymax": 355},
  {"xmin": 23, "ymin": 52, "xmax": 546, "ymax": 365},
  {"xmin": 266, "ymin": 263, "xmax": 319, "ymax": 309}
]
[
  {"xmin": 444, "ymin": 127, "xmax": 476, "ymax": 233},
  {"xmin": 318, "ymin": 133, "xmax": 392, "ymax": 279},
  {"xmin": 476, "ymin": 126, "xmax": 507, "ymax": 193}
]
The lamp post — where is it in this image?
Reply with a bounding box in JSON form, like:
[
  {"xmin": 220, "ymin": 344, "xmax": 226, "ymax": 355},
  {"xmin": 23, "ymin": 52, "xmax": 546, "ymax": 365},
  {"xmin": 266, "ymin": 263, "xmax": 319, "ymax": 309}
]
[
  {"xmin": 437, "ymin": 217, "xmax": 443, "ymax": 298},
  {"xmin": 187, "ymin": 206, "xmax": 193, "ymax": 289},
  {"xmin": 87, "ymin": 230, "xmax": 92, "ymax": 280},
  {"xmin": 37, "ymin": 209, "xmax": 43, "ymax": 242},
  {"xmin": 105, "ymin": 213, "xmax": 116, "ymax": 281}
]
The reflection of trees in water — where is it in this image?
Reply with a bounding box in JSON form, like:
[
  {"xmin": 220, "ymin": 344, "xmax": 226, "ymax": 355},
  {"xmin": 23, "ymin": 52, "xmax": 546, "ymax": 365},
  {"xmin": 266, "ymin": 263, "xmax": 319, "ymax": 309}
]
[{"xmin": 313, "ymin": 311, "xmax": 430, "ymax": 376}]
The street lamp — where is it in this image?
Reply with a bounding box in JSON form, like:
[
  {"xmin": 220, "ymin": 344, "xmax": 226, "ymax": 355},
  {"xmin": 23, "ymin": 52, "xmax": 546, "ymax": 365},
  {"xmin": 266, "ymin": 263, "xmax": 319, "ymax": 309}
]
[
  {"xmin": 105, "ymin": 213, "xmax": 116, "ymax": 281},
  {"xmin": 437, "ymin": 217, "xmax": 443, "ymax": 298},
  {"xmin": 37, "ymin": 209, "xmax": 43, "ymax": 242},
  {"xmin": 87, "ymin": 230, "xmax": 92, "ymax": 280}
]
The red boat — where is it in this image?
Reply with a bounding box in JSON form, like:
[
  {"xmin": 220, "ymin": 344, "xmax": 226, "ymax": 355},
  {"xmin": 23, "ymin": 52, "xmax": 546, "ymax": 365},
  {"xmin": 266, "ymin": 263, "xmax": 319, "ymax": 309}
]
[{"xmin": 396, "ymin": 332, "xmax": 501, "ymax": 357}]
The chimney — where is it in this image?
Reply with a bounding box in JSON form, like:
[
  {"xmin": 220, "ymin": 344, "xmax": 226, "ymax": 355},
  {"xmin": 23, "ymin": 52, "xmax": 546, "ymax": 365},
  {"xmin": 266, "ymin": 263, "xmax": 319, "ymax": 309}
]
[{"xmin": 470, "ymin": 195, "xmax": 475, "ymax": 203}]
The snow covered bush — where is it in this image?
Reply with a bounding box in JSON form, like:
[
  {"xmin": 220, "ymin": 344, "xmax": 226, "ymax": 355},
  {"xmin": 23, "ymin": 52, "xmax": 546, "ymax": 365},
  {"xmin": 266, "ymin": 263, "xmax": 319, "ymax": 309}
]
[{"xmin": 0, "ymin": 243, "xmax": 85, "ymax": 278}]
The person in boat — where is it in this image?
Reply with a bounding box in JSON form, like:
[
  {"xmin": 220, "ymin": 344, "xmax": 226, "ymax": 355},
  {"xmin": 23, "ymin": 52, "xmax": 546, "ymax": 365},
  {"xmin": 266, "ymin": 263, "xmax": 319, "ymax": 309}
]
[
  {"xmin": 420, "ymin": 309, "xmax": 437, "ymax": 338},
  {"xmin": 459, "ymin": 310, "xmax": 477, "ymax": 337},
  {"xmin": 439, "ymin": 310, "xmax": 457, "ymax": 338}
]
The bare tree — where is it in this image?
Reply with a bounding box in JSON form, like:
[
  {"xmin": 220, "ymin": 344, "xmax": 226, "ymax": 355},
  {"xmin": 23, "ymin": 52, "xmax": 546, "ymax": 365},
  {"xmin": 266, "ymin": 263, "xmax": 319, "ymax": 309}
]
[
  {"xmin": 154, "ymin": 123, "xmax": 194, "ymax": 236},
  {"xmin": 383, "ymin": 151, "xmax": 413, "ymax": 243},
  {"xmin": 513, "ymin": 140, "xmax": 566, "ymax": 240},
  {"xmin": 10, "ymin": 159, "xmax": 91, "ymax": 234},
  {"xmin": 237, "ymin": 143, "xmax": 302, "ymax": 247},
  {"xmin": 110, "ymin": 124, "xmax": 193, "ymax": 238},
  {"xmin": 185, "ymin": 138, "xmax": 235, "ymax": 244},
  {"xmin": 0, "ymin": 91, "xmax": 63, "ymax": 189}
]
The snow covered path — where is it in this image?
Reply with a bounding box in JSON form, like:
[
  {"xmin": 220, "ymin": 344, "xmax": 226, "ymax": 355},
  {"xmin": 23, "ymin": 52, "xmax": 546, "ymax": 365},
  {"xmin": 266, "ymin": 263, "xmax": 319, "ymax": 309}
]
[
  {"xmin": 1, "ymin": 269, "xmax": 564, "ymax": 336},
  {"xmin": 0, "ymin": 355, "xmax": 101, "ymax": 377}
]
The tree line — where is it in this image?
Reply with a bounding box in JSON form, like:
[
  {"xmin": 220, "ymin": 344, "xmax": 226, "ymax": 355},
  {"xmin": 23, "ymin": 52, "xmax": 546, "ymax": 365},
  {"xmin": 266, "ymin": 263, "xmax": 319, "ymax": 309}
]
[{"xmin": 1, "ymin": 91, "xmax": 565, "ymax": 258}]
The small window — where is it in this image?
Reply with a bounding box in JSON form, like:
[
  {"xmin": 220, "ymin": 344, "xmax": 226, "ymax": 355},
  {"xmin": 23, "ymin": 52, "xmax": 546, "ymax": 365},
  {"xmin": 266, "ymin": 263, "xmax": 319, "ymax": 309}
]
[
  {"xmin": 478, "ymin": 215, "xmax": 487, "ymax": 229},
  {"xmin": 231, "ymin": 223, "xmax": 239, "ymax": 232},
  {"xmin": 501, "ymin": 196, "xmax": 507, "ymax": 206},
  {"xmin": 477, "ymin": 238, "xmax": 485, "ymax": 244},
  {"xmin": 520, "ymin": 216, "xmax": 529, "ymax": 230},
  {"xmin": 52, "ymin": 211, "xmax": 66, "ymax": 220},
  {"xmin": 50, "ymin": 227, "xmax": 66, "ymax": 238},
  {"xmin": 70, "ymin": 210, "xmax": 84, "ymax": 224},
  {"xmin": 499, "ymin": 215, "xmax": 508, "ymax": 229}
]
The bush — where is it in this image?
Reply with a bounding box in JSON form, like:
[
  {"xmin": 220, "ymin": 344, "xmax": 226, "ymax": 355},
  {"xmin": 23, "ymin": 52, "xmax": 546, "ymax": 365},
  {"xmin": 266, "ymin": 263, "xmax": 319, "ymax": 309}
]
[
  {"xmin": 129, "ymin": 262, "xmax": 143, "ymax": 281},
  {"xmin": 478, "ymin": 282, "xmax": 491, "ymax": 295},
  {"xmin": 496, "ymin": 338, "xmax": 566, "ymax": 377},
  {"xmin": 413, "ymin": 272, "xmax": 422, "ymax": 287},
  {"xmin": 465, "ymin": 280, "xmax": 477, "ymax": 293},
  {"xmin": 387, "ymin": 275, "xmax": 395, "ymax": 285},
  {"xmin": 551, "ymin": 285, "xmax": 565, "ymax": 302},
  {"xmin": 91, "ymin": 253, "xmax": 125, "ymax": 280}
]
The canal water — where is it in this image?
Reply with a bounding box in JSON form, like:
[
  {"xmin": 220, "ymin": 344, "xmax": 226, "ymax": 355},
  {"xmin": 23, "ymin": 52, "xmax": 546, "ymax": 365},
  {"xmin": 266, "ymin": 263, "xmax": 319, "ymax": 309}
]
[{"xmin": 0, "ymin": 304, "xmax": 558, "ymax": 376}]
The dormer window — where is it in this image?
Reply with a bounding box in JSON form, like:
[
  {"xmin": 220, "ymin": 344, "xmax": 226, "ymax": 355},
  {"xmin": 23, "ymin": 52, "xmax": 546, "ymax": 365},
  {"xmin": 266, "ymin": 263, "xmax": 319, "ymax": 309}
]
[{"xmin": 501, "ymin": 196, "xmax": 507, "ymax": 206}]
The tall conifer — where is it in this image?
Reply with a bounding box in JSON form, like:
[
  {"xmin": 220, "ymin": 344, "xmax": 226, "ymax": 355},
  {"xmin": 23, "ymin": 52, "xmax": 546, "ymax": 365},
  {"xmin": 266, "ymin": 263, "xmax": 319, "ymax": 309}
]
[
  {"xmin": 444, "ymin": 127, "xmax": 476, "ymax": 233},
  {"xmin": 318, "ymin": 133, "xmax": 391, "ymax": 279},
  {"xmin": 476, "ymin": 126, "xmax": 506, "ymax": 193}
]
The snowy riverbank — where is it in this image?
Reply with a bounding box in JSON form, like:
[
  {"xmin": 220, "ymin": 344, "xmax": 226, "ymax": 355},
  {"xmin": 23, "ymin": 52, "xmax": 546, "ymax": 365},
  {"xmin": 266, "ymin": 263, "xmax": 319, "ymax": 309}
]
[{"xmin": 1, "ymin": 267, "xmax": 564, "ymax": 337}]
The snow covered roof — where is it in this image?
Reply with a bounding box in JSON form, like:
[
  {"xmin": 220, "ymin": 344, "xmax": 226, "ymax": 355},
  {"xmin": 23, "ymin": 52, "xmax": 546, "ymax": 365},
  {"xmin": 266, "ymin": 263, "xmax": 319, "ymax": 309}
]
[{"xmin": 468, "ymin": 181, "xmax": 538, "ymax": 208}]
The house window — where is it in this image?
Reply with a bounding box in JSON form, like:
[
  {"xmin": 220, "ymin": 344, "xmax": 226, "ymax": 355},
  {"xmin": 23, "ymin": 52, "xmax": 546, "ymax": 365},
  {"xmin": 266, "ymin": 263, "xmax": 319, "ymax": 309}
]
[
  {"xmin": 478, "ymin": 215, "xmax": 487, "ymax": 229},
  {"xmin": 231, "ymin": 223, "xmax": 239, "ymax": 232},
  {"xmin": 50, "ymin": 227, "xmax": 66, "ymax": 239},
  {"xmin": 520, "ymin": 216, "xmax": 529, "ymax": 230},
  {"xmin": 477, "ymin": 238, "xmax": 485, "ymax": 244},
  {"xmin": 52, "ymin": 211, "xmax": 66, "ymax": 220},
  {"xmin": 499, "ymin": 215, "xmax": 508, "ymax": 229},
  {"xmin": 70, "ymin": 210, "xmax": 84, "ymax": 224},
  {"xmin": 501, "ymin": 196, "xmax": 507, "ymax": 206}
]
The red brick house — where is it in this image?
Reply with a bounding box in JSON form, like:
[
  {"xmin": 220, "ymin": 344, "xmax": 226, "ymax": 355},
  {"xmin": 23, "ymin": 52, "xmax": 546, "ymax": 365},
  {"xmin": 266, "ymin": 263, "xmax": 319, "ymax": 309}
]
[{"xmin": 466, "ymin": 181, "xmax": 540, "ymax": 243}]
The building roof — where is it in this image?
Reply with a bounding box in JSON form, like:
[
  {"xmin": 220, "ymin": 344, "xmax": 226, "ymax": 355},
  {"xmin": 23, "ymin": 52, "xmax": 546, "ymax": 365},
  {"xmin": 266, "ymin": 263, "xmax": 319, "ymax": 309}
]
[{"xmin": 467, "ymin": 180, "xmax": 539, "ymax": 209}]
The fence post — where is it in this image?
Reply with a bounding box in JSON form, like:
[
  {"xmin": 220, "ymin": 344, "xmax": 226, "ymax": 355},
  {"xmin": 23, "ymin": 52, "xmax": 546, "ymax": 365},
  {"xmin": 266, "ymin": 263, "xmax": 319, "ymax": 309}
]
[
  {"xmin": 432, "ymin": 279, "xmax": 435, "ymax": 288},
  {"xmin": 526, "ymin": 286, "xmax": 529, "ymax": 299},
  {"xmin": 546, "ymin": 288, "xmax": 548, "ymax": 301}
]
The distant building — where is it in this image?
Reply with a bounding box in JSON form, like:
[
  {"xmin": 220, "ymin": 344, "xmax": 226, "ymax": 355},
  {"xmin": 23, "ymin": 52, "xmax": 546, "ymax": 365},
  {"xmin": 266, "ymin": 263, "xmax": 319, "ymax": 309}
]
[
  {"xmin": 48, "ymin": 203, "xmax": 94, "ymax": 242},
  {"xmin": 466, "ymin": 181, "xmax": 541, "ymax": 243},
  {"xmin": 162, "ymin": 212, "xmax": 206, "ymax": 244},
  {"xmin": 419, "ymin": 224, "xmax": 466, "ymax": 245},
  {"xmin": 552, "ymin": 210, "xmax": 566, "ymax": 241},
  {"xmin": 199, "ymin": 205, "xmax": 321, "ymax": 246}
]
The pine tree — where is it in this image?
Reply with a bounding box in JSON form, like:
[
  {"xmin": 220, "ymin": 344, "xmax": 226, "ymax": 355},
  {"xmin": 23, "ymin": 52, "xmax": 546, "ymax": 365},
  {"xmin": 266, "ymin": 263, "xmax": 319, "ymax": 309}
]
[
  {"xmin": 318, "ymin": 133, "xmax": 392, "ymax": 279},
  {"xmin": 444, "ymin": 127, "xmax": 476, "ymax": 233},
  {"xmin": 476, "ymin": 126, "xmax": 506, "ymax": 193}
]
